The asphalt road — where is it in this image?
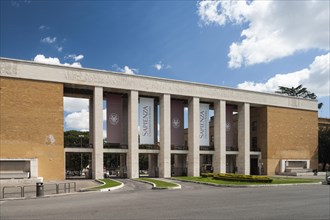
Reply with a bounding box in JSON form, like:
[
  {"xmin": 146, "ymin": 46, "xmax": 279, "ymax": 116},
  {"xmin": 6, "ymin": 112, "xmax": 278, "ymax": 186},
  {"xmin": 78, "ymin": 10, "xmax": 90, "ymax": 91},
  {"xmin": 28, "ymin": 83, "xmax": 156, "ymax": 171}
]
[{"xmin": 1, "ymin": 180, "xmax": 329, "ymax": 220}]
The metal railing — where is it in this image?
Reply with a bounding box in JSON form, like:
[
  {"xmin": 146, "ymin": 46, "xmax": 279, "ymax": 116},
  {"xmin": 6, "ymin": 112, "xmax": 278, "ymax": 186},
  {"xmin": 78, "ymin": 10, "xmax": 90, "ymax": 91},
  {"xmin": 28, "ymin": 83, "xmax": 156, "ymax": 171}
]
[
  {"xmin": 139, "ymin": 145, "xmax": 160, "ymax": 150},
  {"xmin": 64, "ymin": 143, "xmax": 93, "ymax": 148},
  {"xmin": 226, "ymin": 146, "xmax": 238, "ymax": 151},
  {"xmin": 2, "ymin": 182, "xmax": 76, "ymax": 199},
  {"xmin": 171, "ymin": 145, "xmax": 188, "ymax": 150},
  {"xmin": 104, "ymin": 143, "xmax": 128, "ymax": 149},
  {"xmin": 200, "ymin": 146, "xmax": 215, "ymax": 151}
]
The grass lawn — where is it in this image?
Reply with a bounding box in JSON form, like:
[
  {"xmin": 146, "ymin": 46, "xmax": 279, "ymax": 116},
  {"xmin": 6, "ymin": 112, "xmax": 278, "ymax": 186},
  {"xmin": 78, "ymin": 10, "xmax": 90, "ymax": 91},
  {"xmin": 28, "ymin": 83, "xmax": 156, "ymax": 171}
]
[
  {"xmin": 91, "ymin": 179, "xmax": 122, "ymax": 190},
  {"xmin": 173, "ymin": 176, "xmax": 321, "ymax": 186},
  {"xmin": 137, "ymin": 178, "xmax": 179, "ymax": 188}
]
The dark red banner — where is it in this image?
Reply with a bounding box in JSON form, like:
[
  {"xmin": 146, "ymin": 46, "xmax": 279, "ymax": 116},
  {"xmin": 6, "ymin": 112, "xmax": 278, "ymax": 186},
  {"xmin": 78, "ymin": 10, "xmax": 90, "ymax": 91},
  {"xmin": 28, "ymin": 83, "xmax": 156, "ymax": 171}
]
[
  {"xmin": 171, "ymin": 100, "xmax": 184, "ymax": 146},
  {"xmin": 106, "ymin": 94, "xmax": 123, "ymax": 144},
  {"xmin": 226, "ymin": 105, "xmax": 234, "ymax": 147}
]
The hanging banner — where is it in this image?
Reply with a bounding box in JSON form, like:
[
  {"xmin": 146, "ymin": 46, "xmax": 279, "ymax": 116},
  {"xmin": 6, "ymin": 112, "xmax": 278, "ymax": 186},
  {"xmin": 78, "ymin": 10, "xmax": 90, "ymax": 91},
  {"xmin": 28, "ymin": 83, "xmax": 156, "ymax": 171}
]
[
  {"xmin": 226, "ymin": 105, "xmax": 234, "ymax": 147},
  {"xmin": 200, "ymin": 103, "xmax": 209, "ymax": 146},
  {"xmin": 106, "ymin": 94, "xmax": 123, "ymax": 144},
  {"xmin": 139, "ymin": 97, "xmax": 154, "ymax": 145},
  {"xmin": 171, "ymin": 100, "xmax": 184, "ymax": 146}
]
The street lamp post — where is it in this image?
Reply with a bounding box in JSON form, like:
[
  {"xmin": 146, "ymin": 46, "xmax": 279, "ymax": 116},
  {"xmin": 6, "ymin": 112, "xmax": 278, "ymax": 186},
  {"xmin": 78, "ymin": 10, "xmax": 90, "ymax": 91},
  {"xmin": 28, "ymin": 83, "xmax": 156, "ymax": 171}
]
[{"xmin": 78, "ymin": 135, "xmax": 84, "ymax": 176}]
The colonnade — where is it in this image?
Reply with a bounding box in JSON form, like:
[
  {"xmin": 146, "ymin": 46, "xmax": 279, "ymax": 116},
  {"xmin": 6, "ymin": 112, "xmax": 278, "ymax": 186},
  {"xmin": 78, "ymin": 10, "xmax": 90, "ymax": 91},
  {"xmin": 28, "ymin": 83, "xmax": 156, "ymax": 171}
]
[{"xmin": 91, "ymin": 87, "xmax": 250, "ymax": 179}]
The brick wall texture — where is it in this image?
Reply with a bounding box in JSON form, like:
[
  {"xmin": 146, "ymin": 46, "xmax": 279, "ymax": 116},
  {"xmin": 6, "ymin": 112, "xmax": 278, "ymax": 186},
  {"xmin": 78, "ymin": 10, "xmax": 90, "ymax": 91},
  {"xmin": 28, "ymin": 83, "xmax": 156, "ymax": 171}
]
[
  {"xmin": 264, "ymin": 106, "xmax": 318, "ymax": 175},
  {"xmin": 0, "ymin": 77, "xmax": 64, "ymax": 180}
]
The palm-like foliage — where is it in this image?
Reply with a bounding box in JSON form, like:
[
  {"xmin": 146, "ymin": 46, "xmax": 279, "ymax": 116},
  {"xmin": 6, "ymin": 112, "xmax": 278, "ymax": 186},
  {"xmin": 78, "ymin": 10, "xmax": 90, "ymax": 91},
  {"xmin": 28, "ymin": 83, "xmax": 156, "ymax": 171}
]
[
  {"xmin": 276, "ymin": 84, "xmax": 322, "ymax": 109},
  {"xmin": 276, "ymin": 84, "xmax": 317, "ymax": 99}
]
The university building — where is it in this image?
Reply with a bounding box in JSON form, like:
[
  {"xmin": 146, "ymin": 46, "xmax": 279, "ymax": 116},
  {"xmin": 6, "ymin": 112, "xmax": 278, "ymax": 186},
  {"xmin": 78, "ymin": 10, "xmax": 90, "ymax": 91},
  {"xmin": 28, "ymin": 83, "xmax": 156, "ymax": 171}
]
[{"xmin": 0, "ymin": 58, "xmax": 318, "ymax": 181}]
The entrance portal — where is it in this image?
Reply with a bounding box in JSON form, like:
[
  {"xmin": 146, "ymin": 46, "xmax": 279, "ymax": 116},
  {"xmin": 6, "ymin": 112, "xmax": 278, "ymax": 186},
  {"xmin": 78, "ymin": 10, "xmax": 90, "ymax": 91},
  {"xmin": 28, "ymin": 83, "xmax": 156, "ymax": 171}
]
[
  {"xmin": 200, "ymin": 154, "xmax": 213, "ymax": 174},
  {"xmin": 139, "ymin": 153, "xmax": 159, "ymax": 177},
  {"xmin": 65, "ymin": 152, "xmax": 92, "ymax": 179},
  {"xmin": 104, "ymin": 153, "xmax": 127, "ymax": 178},
  {"xmin": 250, "ymin": 157, "xmax": 259, "ymax": 175},
  {"xmin": 226, "ymin": 155, "xmax": 237, "ymax": 173},
  {"xmin": 171, "ymin": 154, "xmax": 187, "ymax": 176}
]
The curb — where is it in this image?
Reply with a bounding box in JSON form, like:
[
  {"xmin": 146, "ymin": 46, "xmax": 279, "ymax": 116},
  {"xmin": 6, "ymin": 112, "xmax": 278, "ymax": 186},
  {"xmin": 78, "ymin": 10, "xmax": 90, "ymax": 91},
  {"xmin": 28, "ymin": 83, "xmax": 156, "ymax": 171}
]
[
  {"xmin": 80, "ymin": 179, "xmax": 124, "ymax": 192},
  {"xmin": 171, "ymin": 178, "xmax": 323, "ymax": 188},
  {"xmin": 133, "ymin": 179, "xmax": 181, "ymax": 190}
]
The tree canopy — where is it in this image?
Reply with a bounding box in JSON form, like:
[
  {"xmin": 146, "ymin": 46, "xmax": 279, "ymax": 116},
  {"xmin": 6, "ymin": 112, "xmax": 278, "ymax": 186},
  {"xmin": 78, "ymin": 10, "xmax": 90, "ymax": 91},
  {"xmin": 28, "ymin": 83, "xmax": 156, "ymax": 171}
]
[{"xmin": 275, "ymin": 84, "xmax": 323, "ymax": 109}]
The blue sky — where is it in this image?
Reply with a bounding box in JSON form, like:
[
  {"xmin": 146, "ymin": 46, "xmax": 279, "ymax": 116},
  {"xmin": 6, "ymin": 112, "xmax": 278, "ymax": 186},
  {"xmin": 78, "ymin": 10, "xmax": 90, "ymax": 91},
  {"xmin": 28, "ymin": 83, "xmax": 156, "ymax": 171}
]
[{"xmin": 1, "ymin": 0, "xmax": 329, "ymax": 132}]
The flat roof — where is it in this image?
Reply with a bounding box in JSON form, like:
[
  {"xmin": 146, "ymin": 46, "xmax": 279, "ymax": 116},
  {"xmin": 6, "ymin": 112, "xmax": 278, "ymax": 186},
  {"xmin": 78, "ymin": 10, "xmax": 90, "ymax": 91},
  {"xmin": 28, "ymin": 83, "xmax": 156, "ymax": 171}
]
[{"xmin": 0, "ymin": 57, "xmax": 318, "ymax": 111}]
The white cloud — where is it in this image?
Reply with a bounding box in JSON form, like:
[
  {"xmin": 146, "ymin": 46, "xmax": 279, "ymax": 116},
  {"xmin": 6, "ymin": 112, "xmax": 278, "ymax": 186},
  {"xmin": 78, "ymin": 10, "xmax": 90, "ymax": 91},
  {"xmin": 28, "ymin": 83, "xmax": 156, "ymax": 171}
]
[
  {"xmin": 112, "ymin": 64, "xmax": 138, "ymax": 74},
  {"xmin": 34, "ymin": 54, "xmax": 82, "ymax": 67},
  {"xmin": 103, "ymin": 109, "xmax": 106, "ymax": 121},
  {"xmin": 65, "ymin": 54, "xmax": 84, "ymax": 62},
  {"xmin": 39, "ymin": 25, "xmax": 50, "ymax": 30},
  {"xmin": 56, "ymin": 46, "xmax": 63, "ymax": 52},
  {"xmin": 65, "ymin": 110, "xmax": 89, "ymax": 131},
  {"xmin": 41, "ymin": 36, "xmax": 56, "ymax": 44},
  {"xmin": 237, "ymin": 53, "xmax": 330, "ymax": 97},
  {"xmin": 197, "ymin": 0, "xmax": 330, "ymax": 68},
  {"xmin": 153, "ymin": 61, "xmax": 171, "ymax": 71},
  {"xmin": 64, "ymin": 97, "xmax": 89, "ymax": 112},
  {"xmin": 123, "ymin": 66, "xmax": 135, "ymax": 74}
]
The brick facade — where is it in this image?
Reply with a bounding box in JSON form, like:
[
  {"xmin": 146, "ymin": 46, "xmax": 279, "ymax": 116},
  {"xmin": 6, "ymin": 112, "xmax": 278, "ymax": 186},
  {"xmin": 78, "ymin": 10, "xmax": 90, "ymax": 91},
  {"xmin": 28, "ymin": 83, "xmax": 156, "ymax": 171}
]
[{"xmin": 0, "ymin": 77, "xmax": 64, "ymax": 180}]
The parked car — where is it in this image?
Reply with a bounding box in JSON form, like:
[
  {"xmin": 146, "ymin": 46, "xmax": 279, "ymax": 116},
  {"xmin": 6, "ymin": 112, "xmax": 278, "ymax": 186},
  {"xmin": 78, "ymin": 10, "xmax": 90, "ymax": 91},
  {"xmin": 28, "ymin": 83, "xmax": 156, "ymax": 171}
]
[{"xmin": 326, "ymin": 171, "xmax": 330, "ymax": 185}]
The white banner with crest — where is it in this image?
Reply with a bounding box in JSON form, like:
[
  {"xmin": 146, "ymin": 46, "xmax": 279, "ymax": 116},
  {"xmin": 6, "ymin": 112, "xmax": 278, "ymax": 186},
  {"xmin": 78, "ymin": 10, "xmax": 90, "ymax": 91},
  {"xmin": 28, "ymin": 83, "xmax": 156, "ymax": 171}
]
[
  {"xmin": 200, "ymin": 103, "xmax": 209, "ymax": 146},
  {"xmin": 139, "ymin": 97, "xmax": 154, "ymax": 144}
]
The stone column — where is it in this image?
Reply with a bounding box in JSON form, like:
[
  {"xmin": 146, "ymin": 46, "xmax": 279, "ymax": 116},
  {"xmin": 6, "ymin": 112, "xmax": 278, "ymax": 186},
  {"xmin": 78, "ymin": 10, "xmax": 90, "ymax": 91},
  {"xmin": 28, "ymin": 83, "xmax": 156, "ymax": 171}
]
[
  {"xmin": 127, "ymin": 90, "xmax": 139, "ymax": 178},
  {"xmin": 188, "ymin": 97, "xmax": 200, "ymax": 176},
  {"xmin": 237, "ymin": 103, "xmax": 250, "ymax": 175},
  {"xmin": 89, "ymin": 98, "xmax": 94, "ymax": 147},
  {"xmin": 120, "ymin": 153, "xmax": 126, "ymax": 178},
  {"xmin": 213, "ymin": 100, "xmax": 226, "ymax": 173},
  {"xmin": 159, "ymin": 94, "xmax": 171, "ymax": 177},
  {"xmin": 93, "ymin": 87, "xmax": 104, "ymax": 179},
  {"xmin": 148, "ymin": 154, "xmax": 157, "ymax": 177}
]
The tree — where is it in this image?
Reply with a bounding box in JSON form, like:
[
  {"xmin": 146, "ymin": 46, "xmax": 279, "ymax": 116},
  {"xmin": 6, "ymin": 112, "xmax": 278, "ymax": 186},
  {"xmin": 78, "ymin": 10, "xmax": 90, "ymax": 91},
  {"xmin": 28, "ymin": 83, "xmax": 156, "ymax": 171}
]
[
  {"xmin": 275, "ymin": 84, "xmax": 323, "ymax": 109},
  {"xmin": 64, "ymin": 130, "xmax": 90, "ymax": 148},
  {"xmin": 318, "ymin": 127, "xmax": 330, "ymax": 171}
]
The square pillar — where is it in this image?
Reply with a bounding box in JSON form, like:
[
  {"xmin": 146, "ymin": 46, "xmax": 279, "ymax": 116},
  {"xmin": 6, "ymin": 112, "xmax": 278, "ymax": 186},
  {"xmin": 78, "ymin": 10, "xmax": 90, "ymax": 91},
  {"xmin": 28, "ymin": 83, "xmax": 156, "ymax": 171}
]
[
  {"xmin": 127, "ymin": 90, "xmax": 139, "ymax": 178},
  {"xmin": 188, "ymin": 97, "xmax": 200, "ymax": 176},
  {"xmin": 237, "ymin": 103, "xmax": 250, "ymax": 175},
  {"xmin": 213, "ymin": 100, "xmax": 226, "ymax": 173},
  {"xmin": 89, "ymin": 98, "xmax": 94, "ymax": 146},
  {"xmin": 159, "ymin": 94, "xmax": 171, "ymax": 177},
  {"xmin": 93, "ymin": 86, "xmax": 104, "ymax": 179}
]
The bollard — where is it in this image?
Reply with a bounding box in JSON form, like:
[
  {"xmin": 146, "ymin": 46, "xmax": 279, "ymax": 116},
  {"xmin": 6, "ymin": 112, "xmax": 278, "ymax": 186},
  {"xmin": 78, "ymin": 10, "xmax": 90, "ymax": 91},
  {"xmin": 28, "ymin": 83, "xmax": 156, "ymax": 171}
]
[{"xmin": 36, "ymin": 182, "xmax": 44, "ymax": 197}]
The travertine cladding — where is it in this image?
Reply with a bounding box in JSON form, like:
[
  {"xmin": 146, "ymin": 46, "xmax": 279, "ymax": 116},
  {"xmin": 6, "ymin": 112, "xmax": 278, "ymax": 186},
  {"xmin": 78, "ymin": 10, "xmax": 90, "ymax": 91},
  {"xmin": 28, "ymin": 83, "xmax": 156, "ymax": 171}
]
[
  {"xmin": 0, "ymin": 77, "xmax": 64, "ymax": 180},
  {"xmin": 265, "ymin": 107, "xmax": 318, "ymax": 175},
  {"xmin": 0, "ymin": 58, "xmax": 317, "ymax": 111}
]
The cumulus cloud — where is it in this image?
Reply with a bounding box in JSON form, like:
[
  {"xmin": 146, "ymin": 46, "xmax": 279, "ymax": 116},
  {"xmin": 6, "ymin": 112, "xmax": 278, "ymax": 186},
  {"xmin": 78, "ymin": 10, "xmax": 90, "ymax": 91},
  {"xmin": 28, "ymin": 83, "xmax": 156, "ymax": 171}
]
[
  {"xmin": 153, "ymin": 61, "xmax": 171, "ymax": 71},
  {"xmin": 34, "ymin": 54, "xmax": 82, "ymax": 67},
  {"xmin": 197, "ymin": 0, "xmax": 330, "ymax": 68},
  {"xmin": 65, "ymin": 54, "xmax": 84, "ymax": 62},
  {"xmin": 64, "ymin": 97, "xmax": 89, "ymax": 112},
  {"xmin": 41, "ymin": 36, "xmax": 56, "ymax": 44},
  {"xmin": 65, "ymin": 110, "xmax": 89, "ymax": 131},
  {"xmin": 112, "ymin": 64, "xmax": 138, "ymax": 74},
  {"xmin": 237, "ymin": 53, "xmax": 330, "ymax": 97}
]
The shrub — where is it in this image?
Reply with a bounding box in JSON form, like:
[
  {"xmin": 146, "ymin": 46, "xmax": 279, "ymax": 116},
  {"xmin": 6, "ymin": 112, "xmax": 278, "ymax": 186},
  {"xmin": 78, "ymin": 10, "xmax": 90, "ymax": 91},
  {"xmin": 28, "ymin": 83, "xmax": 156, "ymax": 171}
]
[
  {"xmin": 201, "ymin": 173, "xmax": 214, "ymax": 177},
  {"xmin": 213, "ymin": 173, "xmax": 272, "ymax": 183}
]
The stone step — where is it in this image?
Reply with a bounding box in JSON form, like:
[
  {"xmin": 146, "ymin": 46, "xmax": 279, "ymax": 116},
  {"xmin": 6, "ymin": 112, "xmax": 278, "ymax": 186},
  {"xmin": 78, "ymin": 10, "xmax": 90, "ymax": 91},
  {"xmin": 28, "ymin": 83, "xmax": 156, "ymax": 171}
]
[{"xmin": 285, "ymin": 168, "xmax": 312, "ymax": 173}]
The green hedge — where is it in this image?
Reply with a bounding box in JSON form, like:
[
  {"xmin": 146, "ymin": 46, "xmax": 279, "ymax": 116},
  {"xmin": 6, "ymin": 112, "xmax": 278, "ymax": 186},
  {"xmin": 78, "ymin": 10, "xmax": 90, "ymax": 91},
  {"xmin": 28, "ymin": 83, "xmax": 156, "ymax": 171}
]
[
  {"xmin": 214, "ymin": 173, "xmax": 272, "ymax": 183},
  {"xmin": 201, "ymin": 173, "xmax": 272, "ymax": 183},
  {"xmin": 201, "ymin": 173, "xmax": 214, "ymax": 177}
]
